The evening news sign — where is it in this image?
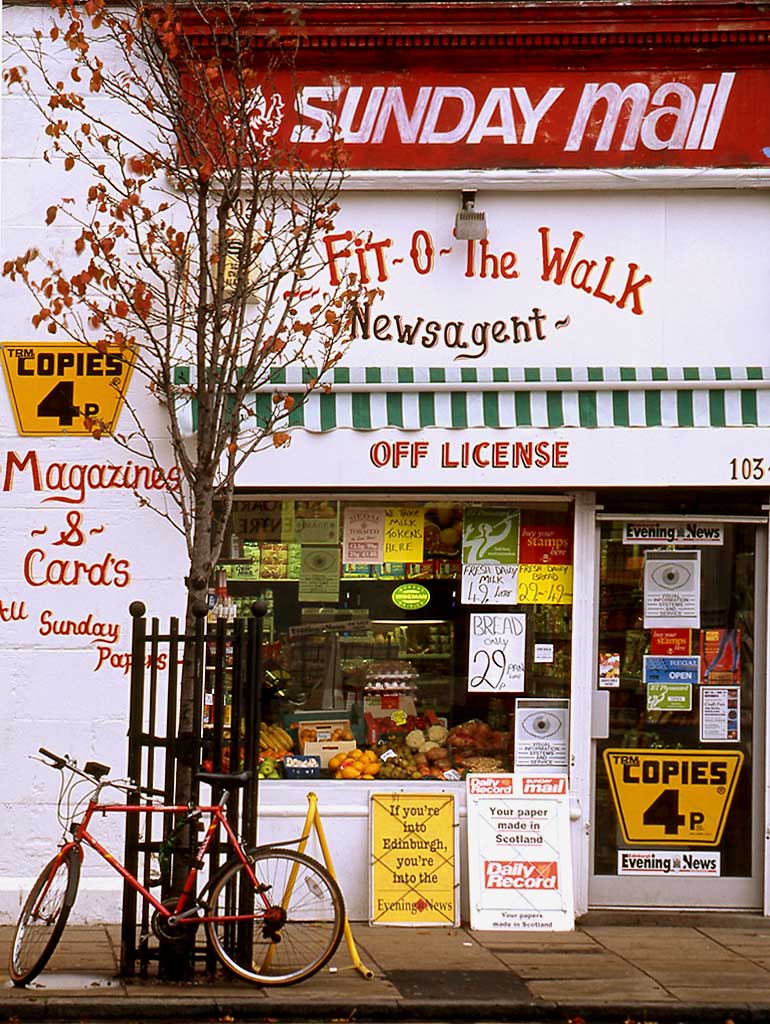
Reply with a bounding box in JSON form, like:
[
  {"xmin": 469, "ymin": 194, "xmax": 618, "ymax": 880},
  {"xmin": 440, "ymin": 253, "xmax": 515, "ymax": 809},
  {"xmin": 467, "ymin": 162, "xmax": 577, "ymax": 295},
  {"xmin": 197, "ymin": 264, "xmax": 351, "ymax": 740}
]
[{"xmin": 251, "ymin": 70, "xmax": 770, "ymax": 169}]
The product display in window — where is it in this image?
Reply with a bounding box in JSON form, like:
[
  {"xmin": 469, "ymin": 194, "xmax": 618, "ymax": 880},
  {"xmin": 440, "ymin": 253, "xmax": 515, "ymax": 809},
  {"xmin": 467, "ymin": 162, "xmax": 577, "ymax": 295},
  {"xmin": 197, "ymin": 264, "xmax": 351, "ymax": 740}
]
[{"xmin": 208, "ymin": 497, "xmax": 574, "ymax": 781}]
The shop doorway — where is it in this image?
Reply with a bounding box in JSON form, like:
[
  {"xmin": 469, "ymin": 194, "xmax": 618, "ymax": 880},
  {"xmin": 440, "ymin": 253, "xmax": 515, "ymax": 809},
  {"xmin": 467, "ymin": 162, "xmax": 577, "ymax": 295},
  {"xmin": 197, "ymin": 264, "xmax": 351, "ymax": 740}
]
[{"xmin": 590, "ymin": 517, "xmax": 767, "ymax": 909}]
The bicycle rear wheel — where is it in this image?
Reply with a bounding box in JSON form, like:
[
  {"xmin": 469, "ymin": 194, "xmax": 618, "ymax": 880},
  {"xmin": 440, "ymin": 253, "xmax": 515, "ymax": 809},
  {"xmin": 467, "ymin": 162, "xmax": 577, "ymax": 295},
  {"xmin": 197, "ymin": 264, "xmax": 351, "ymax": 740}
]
[
  {"xmin": 10, "ymin": 848, "xmax": 81, "ymax": 986},
  {"xmin": 206, "ymin": 848, "xmax": 345, "ymax": 985}
]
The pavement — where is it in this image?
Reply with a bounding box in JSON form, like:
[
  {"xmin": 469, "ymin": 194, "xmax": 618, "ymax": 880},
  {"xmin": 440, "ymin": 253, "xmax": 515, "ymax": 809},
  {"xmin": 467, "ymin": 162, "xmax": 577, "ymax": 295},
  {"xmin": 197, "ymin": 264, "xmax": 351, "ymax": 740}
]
[{"xmin": 4, "ymin": 912, "xmax": 770, "ymax": 1021}]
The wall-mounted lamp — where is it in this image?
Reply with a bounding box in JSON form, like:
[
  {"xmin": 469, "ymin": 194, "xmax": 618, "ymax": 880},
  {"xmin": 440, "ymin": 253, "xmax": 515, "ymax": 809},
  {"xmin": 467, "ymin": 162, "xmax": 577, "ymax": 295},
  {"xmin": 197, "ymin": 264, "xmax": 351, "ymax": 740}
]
[{"xmin": 454, "ymin": 190, "xmax": 487, "ymax": 241}]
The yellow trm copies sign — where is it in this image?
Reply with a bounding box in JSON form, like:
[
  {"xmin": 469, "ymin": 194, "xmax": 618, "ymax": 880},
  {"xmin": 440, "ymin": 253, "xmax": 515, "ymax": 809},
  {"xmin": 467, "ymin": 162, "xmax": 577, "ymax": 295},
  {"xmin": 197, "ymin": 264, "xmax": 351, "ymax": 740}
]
[
  {"xmin": 370, "ymin": 793, "xmax": 457, "ymax": 926},
  {"xmin": 603, "ymin": 748, "xmax": 744, "ymax": 846},
  {"xmin": 0, "ymin": 343, "xmax": 134, "ymax": 436}
]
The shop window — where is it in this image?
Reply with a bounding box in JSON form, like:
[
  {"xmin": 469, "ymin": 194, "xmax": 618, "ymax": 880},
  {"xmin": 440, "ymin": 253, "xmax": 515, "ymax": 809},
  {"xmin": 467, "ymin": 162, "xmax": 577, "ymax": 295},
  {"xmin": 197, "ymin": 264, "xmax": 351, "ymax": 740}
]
[{"xmin": 210, "ymin": 498, "xmax": 574, "ymax": 782}]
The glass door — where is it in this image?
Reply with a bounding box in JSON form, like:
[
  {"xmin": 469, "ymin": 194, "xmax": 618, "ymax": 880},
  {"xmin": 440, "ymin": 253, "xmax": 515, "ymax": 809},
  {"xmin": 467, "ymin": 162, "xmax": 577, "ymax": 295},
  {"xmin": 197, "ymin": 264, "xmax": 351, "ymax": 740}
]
[{"xmin": 590, "ymin": 520, "xmax": 765, "ymax": 908}]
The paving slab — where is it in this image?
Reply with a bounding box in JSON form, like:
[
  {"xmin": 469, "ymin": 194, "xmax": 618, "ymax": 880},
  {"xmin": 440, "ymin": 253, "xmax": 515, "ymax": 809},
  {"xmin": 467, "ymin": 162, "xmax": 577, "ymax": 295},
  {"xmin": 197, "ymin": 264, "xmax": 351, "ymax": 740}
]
[
  {"xmin": 514, "ymin": 960, "xmax": 646, "ymax": 980},
  {"xmin": 665, "ymin": 986, "xmax": 770, "ymax": 1004},
  {"xmin": 526, "ymin": 978, "xmax": 677, "ymax": 1001},
  {"xmin": 638, "ymin": 965, "xmax": 770, "ymax": 985}
]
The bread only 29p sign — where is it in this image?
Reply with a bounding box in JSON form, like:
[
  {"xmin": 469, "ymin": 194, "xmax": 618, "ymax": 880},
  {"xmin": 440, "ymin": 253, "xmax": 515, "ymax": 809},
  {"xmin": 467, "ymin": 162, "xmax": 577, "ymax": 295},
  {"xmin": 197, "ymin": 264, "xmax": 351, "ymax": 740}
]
[{"xmin": 0, "ymin": 343, "xmax": 134, "ymax": 436}]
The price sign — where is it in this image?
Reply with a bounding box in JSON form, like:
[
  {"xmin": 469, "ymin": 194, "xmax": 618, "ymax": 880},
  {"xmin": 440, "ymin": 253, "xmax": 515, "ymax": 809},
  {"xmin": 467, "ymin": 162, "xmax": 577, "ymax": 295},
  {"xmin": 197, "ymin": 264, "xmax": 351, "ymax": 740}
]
[
  {"xmin": 0, "ymin": 343, "xmax": 134, "ymax": 436},
  {"xmin": 517, "ymin": 564, "xmax": 573, "ymax": 605},
  {"xmin": 468, "ymin": 612, "xmax": 526, "ymax": 693},
  {"xmin": 461, "ymin": 562, "xmax": 519, "ymax": 605},
  {"xmin": 603, "ymin": 748, "xmax": 743, "ymax": 845}
]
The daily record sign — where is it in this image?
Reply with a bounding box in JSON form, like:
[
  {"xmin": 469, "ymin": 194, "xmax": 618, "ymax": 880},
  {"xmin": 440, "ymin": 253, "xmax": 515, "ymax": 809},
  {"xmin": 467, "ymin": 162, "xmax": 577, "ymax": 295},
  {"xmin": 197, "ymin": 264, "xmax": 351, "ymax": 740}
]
[
  {"xmin": 0, "ymin": 343, "xmax": 134, "ymax": 436},
  {"xmin": 466, "ymin": 774, "xmax": 574, "ymax": 931},
  {"xmin": 603, "ymin": 748, "xmax": 743, "ymax": 846}
]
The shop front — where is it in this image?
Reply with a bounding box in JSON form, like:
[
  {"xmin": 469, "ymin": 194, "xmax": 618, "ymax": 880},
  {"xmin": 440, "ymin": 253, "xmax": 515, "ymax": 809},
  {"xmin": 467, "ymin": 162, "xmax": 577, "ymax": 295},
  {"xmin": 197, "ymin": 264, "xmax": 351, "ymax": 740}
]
[
  {"xmin": 197, "ymin": 0, "xmax": 770, "ymax": 918},
  {"xmin": 216, "ymin": 191, "xmax": 770, "ymax": 921},
  {"xmin": 5, "ymin": 0, "xmax": 770, "ymax": 927}
]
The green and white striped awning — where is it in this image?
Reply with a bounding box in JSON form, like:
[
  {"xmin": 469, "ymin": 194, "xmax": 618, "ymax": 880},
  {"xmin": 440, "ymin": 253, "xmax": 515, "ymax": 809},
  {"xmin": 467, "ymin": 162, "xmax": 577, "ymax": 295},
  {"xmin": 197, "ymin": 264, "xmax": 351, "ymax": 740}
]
[
  {"xmin": 254, "ymin": 366, "xmax": 770, "ymax": 432},
  {"xmin": 178, "ymin": 366, "xmax": 770, "ymax": 434}
]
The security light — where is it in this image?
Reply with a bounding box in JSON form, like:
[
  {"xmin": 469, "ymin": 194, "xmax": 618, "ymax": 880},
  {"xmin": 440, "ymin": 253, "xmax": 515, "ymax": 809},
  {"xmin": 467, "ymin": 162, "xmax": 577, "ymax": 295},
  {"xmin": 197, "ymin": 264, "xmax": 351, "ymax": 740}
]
[{"xmin": 454, "ymin": 190, "xmax": 487, "ymax": 241}]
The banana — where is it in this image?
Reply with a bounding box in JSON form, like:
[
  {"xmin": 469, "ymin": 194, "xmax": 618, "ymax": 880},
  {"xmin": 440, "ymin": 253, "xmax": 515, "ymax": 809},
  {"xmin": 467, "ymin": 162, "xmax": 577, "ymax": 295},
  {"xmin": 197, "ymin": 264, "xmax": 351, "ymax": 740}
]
[{"xmin": 274, "ymin": 726, "xmax": 294, "ymax": 749}]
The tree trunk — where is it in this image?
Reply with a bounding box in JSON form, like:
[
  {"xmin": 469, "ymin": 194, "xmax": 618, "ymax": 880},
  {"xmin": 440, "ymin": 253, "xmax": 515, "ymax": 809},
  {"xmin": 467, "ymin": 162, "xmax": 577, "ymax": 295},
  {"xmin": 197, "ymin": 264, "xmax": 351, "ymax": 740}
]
[{"xmin": 160, "ymin": 490, "xmax": 216, "ymax": 980}]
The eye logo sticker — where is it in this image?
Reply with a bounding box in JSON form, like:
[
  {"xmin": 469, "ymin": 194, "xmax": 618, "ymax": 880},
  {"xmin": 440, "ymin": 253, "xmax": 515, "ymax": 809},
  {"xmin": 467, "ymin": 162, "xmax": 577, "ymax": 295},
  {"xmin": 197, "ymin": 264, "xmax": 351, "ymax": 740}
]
[
  {"xmin": 521, "ymin": 711, "xmax": 563, "ymax": 738},
  {"xmin": 643, "ymin": 549, "xmax": 701, "ymax": 629},
  {"xmin": 514, "ymin": 699, "xmax": 570, "ymax": 772},
  {"xmin": 650, "ymin": 562, "xmax": 693, "ymax": 590}
]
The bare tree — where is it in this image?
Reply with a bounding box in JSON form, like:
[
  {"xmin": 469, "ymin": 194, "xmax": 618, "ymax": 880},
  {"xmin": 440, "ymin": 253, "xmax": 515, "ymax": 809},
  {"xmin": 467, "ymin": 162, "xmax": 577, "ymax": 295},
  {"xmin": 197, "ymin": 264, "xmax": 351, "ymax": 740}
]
[{"xmin": 3, "ymin": 1, "xmax": 366, "ymax": 795}]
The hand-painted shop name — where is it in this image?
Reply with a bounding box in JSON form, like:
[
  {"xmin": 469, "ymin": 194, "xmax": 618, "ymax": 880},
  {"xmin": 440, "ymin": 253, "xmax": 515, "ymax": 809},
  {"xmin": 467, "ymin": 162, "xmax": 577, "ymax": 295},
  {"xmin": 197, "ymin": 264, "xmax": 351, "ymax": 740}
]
[
  {"xmin": 326, "ymin": 226, "xmax": 652, "ymax": 358},
  {"xmin": 0, "ymin": 449, "xmax": 180, "ymax": 504},
  {"xmin": 370, "ymin": 439, "xmax": 569, "ymax": 470}
]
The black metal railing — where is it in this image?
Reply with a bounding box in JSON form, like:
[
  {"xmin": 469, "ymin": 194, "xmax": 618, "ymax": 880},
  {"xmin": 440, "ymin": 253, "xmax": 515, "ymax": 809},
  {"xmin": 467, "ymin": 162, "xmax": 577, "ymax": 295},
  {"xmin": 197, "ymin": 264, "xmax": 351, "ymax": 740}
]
[{"xmin": 121, "ymin": 599, "xmax": 264, "ymax": 977}]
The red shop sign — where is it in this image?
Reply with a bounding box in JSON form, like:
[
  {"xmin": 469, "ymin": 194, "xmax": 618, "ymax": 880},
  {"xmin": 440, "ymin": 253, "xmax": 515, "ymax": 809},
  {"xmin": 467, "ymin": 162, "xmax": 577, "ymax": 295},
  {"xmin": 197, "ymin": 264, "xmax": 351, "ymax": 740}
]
[{"xmin": 251, "ymin": 69, "xmax": 770, "ymax": 171}]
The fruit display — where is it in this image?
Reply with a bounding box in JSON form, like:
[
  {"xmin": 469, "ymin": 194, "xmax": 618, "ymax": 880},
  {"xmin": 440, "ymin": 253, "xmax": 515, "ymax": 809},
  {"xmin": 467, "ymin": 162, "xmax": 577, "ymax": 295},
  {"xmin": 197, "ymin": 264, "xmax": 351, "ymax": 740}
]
[
  {"xmin": 328, "ymin": 747, "xmax": 382, "ymax": 779},
  {"xmin": 259, "ymin": 715, "xmax": 511, "ymax": 780},
  {"xmin": 424, "ymin": 503, "xmax": 464, "ymax": 556},
  {"xmin": 447, "ymin": 720, "xmax": 507, "ymax": 758},
  {"xmin": 259, "ymin": 722, "xmax": 294, "ymax": 758},
  {"xmin": 258, "ymin": 756, "xmax": 282, "ymax": 780}
]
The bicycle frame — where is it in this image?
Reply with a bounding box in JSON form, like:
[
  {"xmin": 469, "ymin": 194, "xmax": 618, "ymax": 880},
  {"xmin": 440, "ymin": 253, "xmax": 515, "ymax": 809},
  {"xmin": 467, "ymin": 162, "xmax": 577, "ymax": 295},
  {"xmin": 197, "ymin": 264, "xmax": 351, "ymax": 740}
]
[{"xmin": 55, "ymin": 798, "xmax": 268, "ymax": 927}]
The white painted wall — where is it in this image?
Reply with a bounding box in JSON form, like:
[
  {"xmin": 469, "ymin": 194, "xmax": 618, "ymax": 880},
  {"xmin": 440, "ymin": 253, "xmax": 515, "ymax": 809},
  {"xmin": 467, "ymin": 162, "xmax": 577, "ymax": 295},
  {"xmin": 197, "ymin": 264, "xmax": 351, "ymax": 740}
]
[{"xmin": 1, "ymin": 4, "xmax": 188, "ymax": 922}]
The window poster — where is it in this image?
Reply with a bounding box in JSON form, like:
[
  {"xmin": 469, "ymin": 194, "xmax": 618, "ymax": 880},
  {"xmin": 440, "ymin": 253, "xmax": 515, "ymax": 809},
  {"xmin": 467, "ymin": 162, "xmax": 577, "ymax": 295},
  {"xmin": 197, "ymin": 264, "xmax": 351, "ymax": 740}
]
[
  {"xmin": 298, "ymin": 546, "xmax": 341, "ymax": 603},
  {"xmin": 700, "ymin": 628, "xmax": 741, "ymax": 685},
  {"xmin": 467, "ymin": 612, "xmax": 526, "ymax": 693},
  {"xmin": 343, "ymin": 507, "xmax": 385, "ymax": 563},
  {"xmin": 466, "ymin": 773, "xmax": 574, "ymax": 931},
  {"xmin": 293, "ymin": 500, "xmax": 339, "ymax": 545},
  {"xmin": 700, "ymin": 686, "xmax": 740, "ymax": 742},
  {"xmin": 513, "ymin": 698, "xmax": 569, "ymax": 771},
  {"xmin": 343, "ymin": 506, "xmax": 425, "ymax": 564},
  {"xmin": 462, "ymin": 509, "xmax": 519, "ymax": 564},
  {"xmin": 643, "ymin": 549, "xmax": 701, "ymax": 629},
  {"xmin": 517, "ymin": 563, "xmax": 573, "ymax": 605},
  {"xmin": 383, "ymin": 507, "xmax": 424, "ymax": 562},
  {"xmin": 598, "ymin": 651, "xmax": 621, "ymax": 688},
  {"xmin": 461, "ymin": 509, "xmax": 519, "ymax": 605},
  {"xmin": 370, "ymin": 793, "xmax": 458, "ymax": 926},
  {"xmin": 518, "ymin": 523, "xmax": 573, "ymax": 565},
  {"xmin": 647, "ymin": 682, "xmax": 693, "ymax": 712},
  {"xmin": 461, "ymin": 561, "xmax": 519, "ymax": 605},
  {"xmin": 650, "ymin": 629, "xmax": 692, "ymax": 656}
]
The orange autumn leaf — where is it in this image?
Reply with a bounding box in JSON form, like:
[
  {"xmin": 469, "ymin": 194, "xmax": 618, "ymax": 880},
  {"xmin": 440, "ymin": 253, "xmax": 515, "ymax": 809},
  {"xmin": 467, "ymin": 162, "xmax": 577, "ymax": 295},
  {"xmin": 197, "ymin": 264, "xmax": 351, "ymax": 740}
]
[{"xmin": 272, "ymin": 432, "xmax": 290, "ymax": 448}]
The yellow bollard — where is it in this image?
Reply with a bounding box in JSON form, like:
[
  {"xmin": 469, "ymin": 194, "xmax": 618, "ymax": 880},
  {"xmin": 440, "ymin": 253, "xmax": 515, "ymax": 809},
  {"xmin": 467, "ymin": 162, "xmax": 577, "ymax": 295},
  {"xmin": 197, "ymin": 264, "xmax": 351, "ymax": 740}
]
[{"xmin": 299, "ymin": 792, "xmax": 373, "ymax": 980}]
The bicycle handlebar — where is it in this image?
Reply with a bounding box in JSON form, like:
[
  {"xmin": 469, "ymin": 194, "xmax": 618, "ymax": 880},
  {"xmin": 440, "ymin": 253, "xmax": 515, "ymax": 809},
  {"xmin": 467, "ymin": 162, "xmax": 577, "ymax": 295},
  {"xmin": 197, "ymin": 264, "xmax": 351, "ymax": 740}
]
[
  {"xmin": 37, "ymin": 747, "xmax": 163, "ymax": 797},
  {"xmin": 39, "ymin": 747, "xmax": 70, "ymax": 770}
]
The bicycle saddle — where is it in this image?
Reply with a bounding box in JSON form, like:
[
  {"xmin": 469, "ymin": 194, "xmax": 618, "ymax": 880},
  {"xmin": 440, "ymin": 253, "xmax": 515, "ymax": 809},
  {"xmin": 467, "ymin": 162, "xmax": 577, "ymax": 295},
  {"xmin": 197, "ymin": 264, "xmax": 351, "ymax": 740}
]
[{"xmin": 195, "ymin": 770, "xmax": 252, "ymax": 788}]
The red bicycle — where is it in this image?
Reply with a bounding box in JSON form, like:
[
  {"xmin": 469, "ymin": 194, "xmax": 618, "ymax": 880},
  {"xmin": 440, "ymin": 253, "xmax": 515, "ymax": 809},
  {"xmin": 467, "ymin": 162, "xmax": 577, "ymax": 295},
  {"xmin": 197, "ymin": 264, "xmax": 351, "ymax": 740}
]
[{"xmin": 9, "ymin": 748, "xmax": 344, "ymax": 986}]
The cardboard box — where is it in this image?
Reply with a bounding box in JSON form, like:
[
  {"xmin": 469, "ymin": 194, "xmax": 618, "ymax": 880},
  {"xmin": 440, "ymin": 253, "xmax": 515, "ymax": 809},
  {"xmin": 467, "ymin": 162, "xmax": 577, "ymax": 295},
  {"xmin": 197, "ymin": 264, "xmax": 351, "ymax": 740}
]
[
  {"xmin": 363, "ymin": 694, "xmax": 417, "ymax": 719},
  {"xmin": 289, "ymin": 717, "xmax": 357, "ymax": 768},
  {"xmin": 282, "ymin": 754, "xmax": 321, "ymax": 779}
]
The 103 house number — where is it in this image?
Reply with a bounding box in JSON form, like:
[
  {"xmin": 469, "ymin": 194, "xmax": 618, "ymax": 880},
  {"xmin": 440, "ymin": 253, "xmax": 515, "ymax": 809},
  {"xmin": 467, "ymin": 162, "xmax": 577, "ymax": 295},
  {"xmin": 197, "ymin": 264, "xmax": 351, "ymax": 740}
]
[{"xmin": 730, "ymin": 457, "xmax": 766, "ymax": 480}]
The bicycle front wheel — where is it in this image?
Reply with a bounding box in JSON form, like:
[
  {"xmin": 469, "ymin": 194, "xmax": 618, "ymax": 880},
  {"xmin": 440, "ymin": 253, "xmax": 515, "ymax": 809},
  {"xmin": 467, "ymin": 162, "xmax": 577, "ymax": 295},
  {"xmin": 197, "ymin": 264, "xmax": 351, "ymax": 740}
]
[
  {"xmin": 206, "ymin": 848, "xmax": 345, "ymax": 985},
  {"xmin": 10, "ymin": 848, "xmax": 81, "ymax": 986}
]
